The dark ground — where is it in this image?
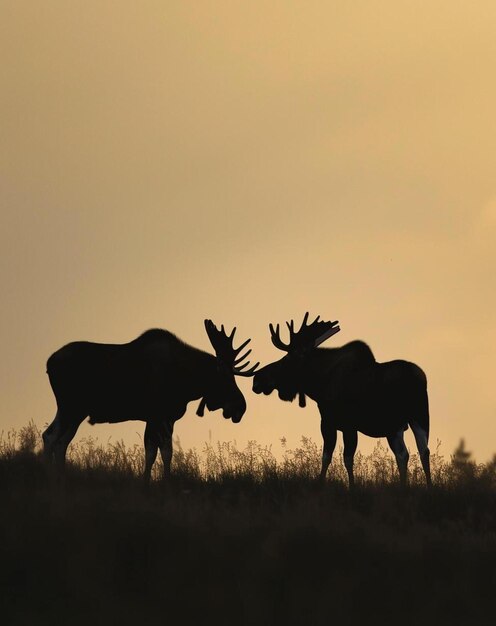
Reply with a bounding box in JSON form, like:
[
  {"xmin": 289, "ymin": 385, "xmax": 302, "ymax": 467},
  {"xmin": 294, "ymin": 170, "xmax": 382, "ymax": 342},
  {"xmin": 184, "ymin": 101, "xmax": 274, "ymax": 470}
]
[{"xmin": 1, "ymin": 428, "xmax": 496, "ymax": 626}]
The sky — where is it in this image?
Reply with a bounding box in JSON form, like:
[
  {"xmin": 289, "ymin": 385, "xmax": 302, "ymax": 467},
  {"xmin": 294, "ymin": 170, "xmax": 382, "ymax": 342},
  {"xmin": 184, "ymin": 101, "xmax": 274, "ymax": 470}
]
[{"xmin": 1, "ymin": 1, "xmax": 495, "ymax": 462}]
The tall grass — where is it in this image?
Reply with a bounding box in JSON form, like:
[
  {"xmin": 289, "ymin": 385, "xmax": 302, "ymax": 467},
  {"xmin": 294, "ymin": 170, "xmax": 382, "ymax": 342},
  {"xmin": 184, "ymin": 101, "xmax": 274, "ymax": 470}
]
[{"xmin": 2, "ymin": 420, "xmax": 495, "ymax": 488}]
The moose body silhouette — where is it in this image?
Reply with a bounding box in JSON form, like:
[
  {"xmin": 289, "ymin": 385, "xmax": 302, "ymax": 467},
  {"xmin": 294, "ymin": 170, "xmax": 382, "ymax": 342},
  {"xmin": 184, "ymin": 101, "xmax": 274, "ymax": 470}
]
[
  {"xmin": 253, "ymin": 314, "xmax": 431, "ymax": 487},
  {"xmin": 43, "ymin": 321, "xmax": 258, "ymax": 481}
]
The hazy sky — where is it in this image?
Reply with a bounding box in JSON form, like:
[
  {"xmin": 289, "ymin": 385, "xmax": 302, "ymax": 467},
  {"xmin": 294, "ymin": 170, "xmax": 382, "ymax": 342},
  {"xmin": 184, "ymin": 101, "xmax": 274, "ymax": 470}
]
[{"xmin": 1, "ymin": 1, "xmax": 495, "ymax": 461}]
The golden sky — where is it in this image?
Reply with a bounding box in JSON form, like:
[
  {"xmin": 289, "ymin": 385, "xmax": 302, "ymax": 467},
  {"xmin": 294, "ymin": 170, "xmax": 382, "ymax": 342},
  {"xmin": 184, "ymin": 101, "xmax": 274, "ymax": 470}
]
[{"xmin": 1, "ymin": 1, "xmax": 495, "ymax": 460}]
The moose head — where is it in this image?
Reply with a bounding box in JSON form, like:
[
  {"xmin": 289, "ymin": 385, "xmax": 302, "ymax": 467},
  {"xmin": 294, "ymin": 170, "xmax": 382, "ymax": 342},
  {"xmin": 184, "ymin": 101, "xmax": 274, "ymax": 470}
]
[
  {"xmin": 198, "ymin": 320, "xmax": 259, "ymax": 423},
  {"xmin": 252, "ymin": 313, "xmax": 340, "ymax": 406}
]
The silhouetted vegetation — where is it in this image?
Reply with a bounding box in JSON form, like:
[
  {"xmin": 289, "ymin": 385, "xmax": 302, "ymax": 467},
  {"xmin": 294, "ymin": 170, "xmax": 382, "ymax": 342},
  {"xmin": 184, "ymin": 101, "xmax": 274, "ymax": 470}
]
[{"xmin": 1, "ymin": 422, "xmax": 496, "ymax": 625}]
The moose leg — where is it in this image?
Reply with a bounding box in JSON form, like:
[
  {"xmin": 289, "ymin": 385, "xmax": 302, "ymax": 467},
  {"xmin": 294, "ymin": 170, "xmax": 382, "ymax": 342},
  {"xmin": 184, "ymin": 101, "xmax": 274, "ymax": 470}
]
[
  {"xmin": 144, "ymin": 422, "xmax": 159, "ymax": 484},
  {"xmin": 410, "ymin": 421, "xmax": 432, "ymax": 487},
  {"xmin": 343, "ymin": 430, "xmax": 358, "ymax": 488},
  {"xmin": 320, "ymin": 418, "xmax": 337, "ymax": 482},
  {"xmin": 53, "ymin": 425, "xmax": 78, "ymax": 469},
  {"xmin": 42, "ymin": 412, "xmax": 62, "ymax": 462},
  {"xmin": 44, "ymin": 410, "xmax": 85, "ymax": 470},
  {"xmin": 387, "ymin": 430, "xmax": 409, "ymax": 487},
  {"xmin": 158, "ymin": 419, "xmax": 174, "ymax": 480}
]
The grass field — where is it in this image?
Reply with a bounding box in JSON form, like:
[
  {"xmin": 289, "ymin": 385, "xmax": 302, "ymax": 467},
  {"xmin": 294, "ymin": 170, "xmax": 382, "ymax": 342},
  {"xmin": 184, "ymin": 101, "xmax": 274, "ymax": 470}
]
[{"xmin": 1, "ymin": 423, "xmax": 496, "ymax": 626}]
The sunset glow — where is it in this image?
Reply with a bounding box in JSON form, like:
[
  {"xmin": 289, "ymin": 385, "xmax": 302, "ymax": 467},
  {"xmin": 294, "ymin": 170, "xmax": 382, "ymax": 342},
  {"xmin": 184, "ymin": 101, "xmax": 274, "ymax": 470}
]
[{"xmin": 1, "ymin": 2, "xmax": 495, "ymax": 460}]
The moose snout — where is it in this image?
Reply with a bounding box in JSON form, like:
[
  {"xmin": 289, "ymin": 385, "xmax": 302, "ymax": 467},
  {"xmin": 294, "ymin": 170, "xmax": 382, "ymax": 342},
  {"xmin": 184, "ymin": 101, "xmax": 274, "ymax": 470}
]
[
  {"xmin": 252, "ymin": 378, "xmax": 263, "ymax": 394},
  {"xmin": 223, "ymin": 394, "xmax": 246, "ymax": 423},
  {"xmin": 252, "ymin": 375, "xmax": 273, "ymax": 395},
  {"xmin": 223, "ymin": 407, "xmax": 244, "ymax": 423}
]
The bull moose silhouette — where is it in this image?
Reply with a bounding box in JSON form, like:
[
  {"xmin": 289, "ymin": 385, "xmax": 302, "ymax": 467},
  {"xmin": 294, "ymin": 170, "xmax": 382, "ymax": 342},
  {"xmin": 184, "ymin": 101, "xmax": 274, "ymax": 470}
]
[
  {"xmin": 253, "ymin": 313, "xmax": 431, "ymax": 487},
  {"xmin": 43, "ymin": 320, "xmax": 258, "ymax": 482}
]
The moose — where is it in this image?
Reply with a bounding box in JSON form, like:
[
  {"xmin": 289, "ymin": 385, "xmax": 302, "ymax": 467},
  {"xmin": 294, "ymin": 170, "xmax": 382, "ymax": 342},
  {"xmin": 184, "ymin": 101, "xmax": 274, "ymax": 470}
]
[
  {"xmin": 252, "ymin": 313, "xmax": 431, "ymax": 487},
  {"xmin": 43, "ymin": 320, "xmax": 258, "ymax": 482}
]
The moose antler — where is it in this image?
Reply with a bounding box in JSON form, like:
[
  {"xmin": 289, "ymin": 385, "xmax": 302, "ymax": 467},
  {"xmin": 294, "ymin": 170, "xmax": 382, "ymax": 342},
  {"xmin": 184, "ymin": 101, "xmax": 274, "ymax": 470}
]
[
  {"xmin": 269, "ymin": 312, "xmax": 340, "ymax": 353},
  {"xmin": 204, "ymin": 320, "xmax": 259, "ymax": 377}
]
